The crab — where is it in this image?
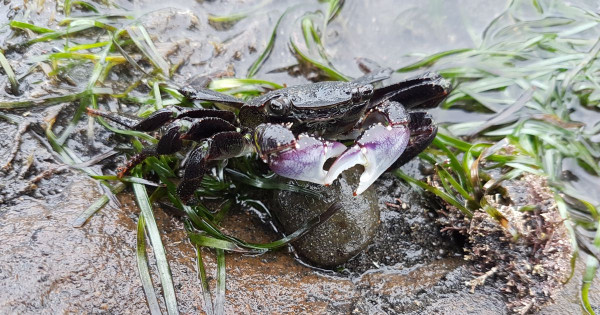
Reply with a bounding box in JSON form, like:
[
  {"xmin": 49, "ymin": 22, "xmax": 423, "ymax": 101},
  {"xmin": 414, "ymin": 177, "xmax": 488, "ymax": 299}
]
[{"xmin": 88, "ymin": 68, "xmax": 450, "ymax": 203}]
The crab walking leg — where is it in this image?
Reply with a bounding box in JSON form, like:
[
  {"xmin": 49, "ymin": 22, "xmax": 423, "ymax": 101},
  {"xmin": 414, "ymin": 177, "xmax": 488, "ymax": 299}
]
[
  {"xmin": 117, "ymin": 123, "xmax": 183, "ymax": 177},
  {"xmin": 370, "ymin": 72, "xmax": 451, "ymax": 110},
  {"xmin": 325, "ymin": 100, "xmax": 411, "ymax": 195},
  {"xmin": 253, "ymin": 123, "xmax": 346, "ymax": 185},
  {"xmin": 177, "ymin": 131, "xmax": 253, "ymax": 202},
  {"xmin": 87, "ymin": 106, "xmax": 235, "ymax": 132},
  {"xmin": 116, "ymin": 117, "xmax": 237, "ymax": 178}
]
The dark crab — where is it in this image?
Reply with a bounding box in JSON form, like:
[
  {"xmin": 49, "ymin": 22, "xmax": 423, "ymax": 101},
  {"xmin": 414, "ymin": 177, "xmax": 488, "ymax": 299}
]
[{"xmin": 88, "ymin": 68, "xmax": 450, "ymax": 203}]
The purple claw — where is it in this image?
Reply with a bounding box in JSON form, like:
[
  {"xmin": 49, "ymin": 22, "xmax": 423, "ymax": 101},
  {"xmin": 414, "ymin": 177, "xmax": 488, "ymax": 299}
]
[
  {"xmin": 268, "ymin": 135, "xmax": 346, "ymax": 184},
  {"xmin": 325, "ymin": 123, "xmax": 410, "ymax": 195}
]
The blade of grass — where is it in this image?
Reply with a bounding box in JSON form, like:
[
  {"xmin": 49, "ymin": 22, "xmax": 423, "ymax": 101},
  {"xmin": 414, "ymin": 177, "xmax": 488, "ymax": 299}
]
[
  {"xmin": 153, "ymin": 81, "xmax": 163, "ymax": 110},
  {"xmin": 581, "ymin": 253, "xmax": 599, "ymax": 314},
  {"xmin": 127, "ymin": 24, "xmax": 169, "ymax": 76},
  {"xmin": 195, "ymin": 245, "xmax": 214, "ymax": 315},
  {"xmin": 90, "ymin": 175, "xmax": 164, "ymax": 187},
  {"xmin": 189, "ymin": 234, "xmax": 263, "ymax": 253},
  {"xmin": 136, "ymin": 213, "xmax": 163, "ymax": 315},
  {"xmin": 72, "ymin": 182, "xmax": 126, "ymax": 227},
  {"xmin": 395, "ymin": 170, "xmax": 473, "ymax": 218},
  {"xmin": 208, "ymin": 0, "xmax": 273, "ymax": 23},
  {"xmin": 0, "ymin": 90, "xmax": 90, "ymax": 109},
  {"xmin": 9, "ymin": 21, "xmax": 53, "ymax": 33},
  {"xmin": 27, "ymin": 24, "xmax": 95, "ymax": 44},
  {"xmin": 186, "ymin": 201, "xmax": 340, "ymax": 251},
  {"xmin": 209, "ymin": 78, "xmax": 283, "ymax": 91},
  {"xmin": 396, "ymin": 48, "xmax": 472, "ymax": 72},
  {"xmin": 132, "ymin": 179, "xmax": 179, "ymax": 315},
  {"xmin": 433, "ymin": 137, "xmax": 471, "ymax": 192},
  {"xmin": 324, "ymin": 0, "xmax": 344, "ymax": 23},
  {"xmin": 225, "ymin": 168, "xmax": 320, "ymax": 197},
  {"xmin": 72, "ymin": 1, "xmax": 99, "ymax": 13},
  {"xmin": 247, "ymin": 9, "xmax": 291, "ymax": 78},
  {"xmin": 467, "ymin": 88, "xmax": 534, "ymax": 136},
  {"xmin": 0, "ymin": 51, "xmax": 19, "ymax": 95},
  {"xmin": 289, "ymin": 39, "xmax": 349, "ymax": 81},
  {"xmin": 215, "ymin": 249, "xmax": 226, "ymax": 315}
]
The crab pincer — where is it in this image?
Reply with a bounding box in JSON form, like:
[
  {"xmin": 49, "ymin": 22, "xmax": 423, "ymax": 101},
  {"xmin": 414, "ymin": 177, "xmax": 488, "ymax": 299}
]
[
  {"xmin": 324, "ymin": 100, "xmax": 411, "ymax": 195},
  {"xmin": 254, "ymin": 124, "xmax": 346, "ymax": 185}
]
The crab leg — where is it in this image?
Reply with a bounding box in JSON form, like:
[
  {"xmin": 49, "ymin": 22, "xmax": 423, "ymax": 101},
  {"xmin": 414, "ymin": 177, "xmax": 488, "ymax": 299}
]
[
  {"xmin": 324, "ymin": 100, "xmax": 411, "ymax": 195},
  {"xmin": 87, "ymin": 106, "xmax": 235, "ymax": 131},
  {"xmin": 115, "ymin": 117, "xmax": 237, "ymax": 178},
  {"xmin": 370, "ymin": 72, "xmax": 451, "ymax": 110},
  {"xmin": 179, "ymin": 86, "xmax": 247, "ymax": 109},
  {"xmin": 178, "ymin": 131, "xmax": 253, "ymax": 202},
  {"xmin": 253, "ymin": 124, "xmax": 346, "ymax": 185},
  {"xmin": 116, "ymin": 123, "xmax": 183, "ymax": 177}
]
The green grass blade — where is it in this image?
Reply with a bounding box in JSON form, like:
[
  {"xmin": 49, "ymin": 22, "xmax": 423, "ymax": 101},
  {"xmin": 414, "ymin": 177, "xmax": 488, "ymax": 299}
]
[
  {"xmin": 94, "ymin": 117, "xmax": 158, "ymax": 142},
  {"xmin": 432, "ymin": 137, "xmax": 471, "ymax": 192},
  {"xmin": 132, "ymin": 180, "xmax": 179, "ymax": 315},
  {"xmin": 153, "ymin": 81, "xmax": 163, "ymax": 110},
  {"xmin": 247, "ymin": 10, "xmax": 287, "ymax": 78},
  {"xmin": 27, "ymin": 24, "xmax": 95, "ymax": 44},
  {"xmin": 72, "ymin": 1, "xmax": 99, "ymax": 13},
  {"xmin": 0, "ymin": 50, "xmax": 19, "ymax": 95},
  {"xmin": 136, "ymin": 213, "xmax": 163, "ymax": 315},
  {"xmin": 436, "ymin": 165, "xmax": 473, "ymax": 201},
  {"xmin": 396, "ymin": 48, "xmax": 472, "ymax": 72},
  {"xmin": 0, "ymin": 90, "xmax": 90, "ymax": 109},
  {"xmin": 208, "ymin": 0, "xmax": 272, "ymax": 23},
  {"xmin": 127, "ymin": 24, "xmax": 169, "ymax": 76},
  {"xmin": 225, "ymin": 168, "xmax": 320, "ymax": 197},
  {"xmin": 72, "ymin": 182, "xmax": 126, "ymax": 227},
  {"xmin": 9, "ymin": 21, "xmax": 53, "ymax": 33},
  {"xmin": 209, "ymin": 78, "xmax": 283, "ymax": 91},
  {"xmin": 325, "ymin": 0, "xmax": 344, "ymax": 23},
  {"xmin": 186, "ymin": 201, "xmax": 339, "ymax": 251},
  {"xmin": 215, "ymin": 249, "xmax": 226, "ymax": 315},
  {"xmin": 90, "ymin": 175, "xmax": 163, "ymax": 187},
  {"xmin": 64, "ymin": 0, "xmax": 73, "ymax": 16},
  {"xmin": 195, "ymin": 246, "xmax": 214, "ymax": 315},
  {"xmin": 395, "ymin": 170, "xmax": 473, "ymax": 218},
  {"xmin": 189, "ymin": 234, "xmax": 263, "ymax": 253},
  {"xmin": 254, "ymin": 201, "xmax": 341, "ymax": 248},
  {"xmin": 581, "ymin": 254, "xmax": 599, "ymax": 314},
  {"xmin": 289, "ymin": 39, "xmax": 349, "ymax": 81},
  {"xmin": 66, "ymin": 41, "xmax": 110, "ymax": 51}
]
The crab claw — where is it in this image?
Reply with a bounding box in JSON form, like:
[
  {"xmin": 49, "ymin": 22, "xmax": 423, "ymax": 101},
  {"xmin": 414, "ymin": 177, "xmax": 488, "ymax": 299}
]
[
  {"xmin": 324, "ymin": 123, "xmax": 410, "ymax": 195},
  {"xmin": 255, "ymin": 123, "xmax": 347, "ymax": 184},
  {"xmin": 269, "ymin": 135, "xmax": 346, "ymax": 184}
]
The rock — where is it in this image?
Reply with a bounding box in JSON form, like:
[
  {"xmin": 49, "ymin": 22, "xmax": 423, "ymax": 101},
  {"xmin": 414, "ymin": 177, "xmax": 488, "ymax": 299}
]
[{"xmin": 269, "ymin": 166, "xmax": 380, "ymax": 267}]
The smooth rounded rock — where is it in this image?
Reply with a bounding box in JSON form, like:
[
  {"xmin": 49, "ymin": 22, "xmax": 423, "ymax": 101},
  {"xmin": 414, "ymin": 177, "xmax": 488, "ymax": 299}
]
[{"xmin": 269, "ymin": 167, "xmax": 380, "ymax": 267}]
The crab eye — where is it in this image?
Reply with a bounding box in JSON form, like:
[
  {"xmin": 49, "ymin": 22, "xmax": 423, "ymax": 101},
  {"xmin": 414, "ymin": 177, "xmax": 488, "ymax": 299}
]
[
  {"xmin": 267, "ymin": 97, "xmax": 291, "ymax": 116},
  {"xmin": 359, "ymin": 84, "xmax": 374, "ymax": 98},
  {"xmin": 351, "ymin": 84, "xmax": 374, "ymax": 103}
]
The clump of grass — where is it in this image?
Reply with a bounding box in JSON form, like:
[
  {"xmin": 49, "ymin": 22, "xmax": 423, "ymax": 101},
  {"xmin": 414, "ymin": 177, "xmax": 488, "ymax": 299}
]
[{"xmin": 386, "ymin": 0, "xmax": 600, "ymax": 311}]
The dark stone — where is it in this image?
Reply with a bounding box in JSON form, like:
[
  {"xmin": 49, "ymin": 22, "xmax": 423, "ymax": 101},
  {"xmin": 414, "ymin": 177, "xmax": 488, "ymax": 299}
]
[{"xmin": 269, "ymin": 166, "xmax": 380, "ymax": 267}]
